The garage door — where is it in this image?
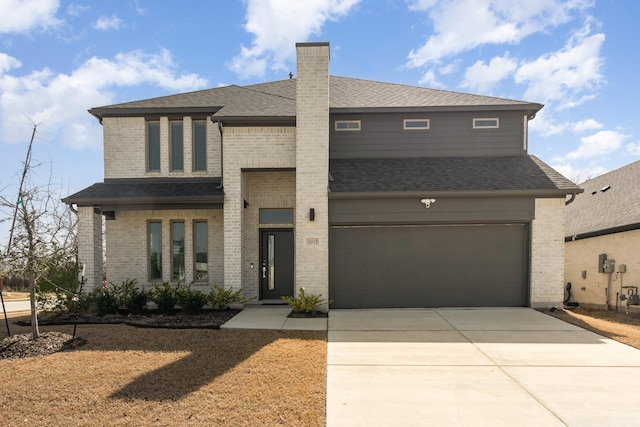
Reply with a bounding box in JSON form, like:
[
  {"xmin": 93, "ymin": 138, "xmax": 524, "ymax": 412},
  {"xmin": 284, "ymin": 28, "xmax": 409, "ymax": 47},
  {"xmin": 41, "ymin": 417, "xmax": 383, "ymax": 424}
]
[{"xmin": 329, "ymin": 224, "xmax": 528, "ymax": 308}]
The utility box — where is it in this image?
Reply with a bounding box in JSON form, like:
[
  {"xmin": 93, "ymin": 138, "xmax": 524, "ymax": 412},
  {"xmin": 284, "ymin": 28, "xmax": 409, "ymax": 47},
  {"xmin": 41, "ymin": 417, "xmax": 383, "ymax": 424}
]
[
  {"xmin": 603, "ymin": 259, "xmax": 615, "ymax": 273},
  {"xmin": 598, "ymin": 253, "xmax": 607, "ymax": 273},
  {"xmin": 619, "ymin": 264, "xmax": 627, "ymax": 273}
]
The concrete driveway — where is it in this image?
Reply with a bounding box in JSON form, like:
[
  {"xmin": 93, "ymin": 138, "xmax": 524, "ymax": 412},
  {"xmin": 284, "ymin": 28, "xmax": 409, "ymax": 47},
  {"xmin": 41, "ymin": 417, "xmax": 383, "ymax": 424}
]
[{"xmin": 327, "ymin": 308, "xmax": 640, "ymax": 426}]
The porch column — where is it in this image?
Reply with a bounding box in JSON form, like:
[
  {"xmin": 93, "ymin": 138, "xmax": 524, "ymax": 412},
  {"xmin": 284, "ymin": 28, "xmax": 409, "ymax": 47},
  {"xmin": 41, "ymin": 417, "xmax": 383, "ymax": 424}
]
[{"xmin": 77, "ymin": 207, "xmax": 103, "ymax": 290}]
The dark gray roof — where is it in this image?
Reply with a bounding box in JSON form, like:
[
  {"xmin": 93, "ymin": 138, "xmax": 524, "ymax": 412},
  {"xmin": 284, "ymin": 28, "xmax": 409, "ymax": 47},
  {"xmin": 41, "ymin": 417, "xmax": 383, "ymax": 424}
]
[
  {"xmin": 329, "ymin": 155, "xmax": 579, "ymax": 196},
  {"xmin": 565, "ymin": 160, "xmax": 640, "ymax": 239},
  {"xmin": 89, "ymin": 76, "xmax": 542, "ymax": 120},
  {"xmin": 63, "ymin": 178, "xmax": 223, "ymax": 207}
]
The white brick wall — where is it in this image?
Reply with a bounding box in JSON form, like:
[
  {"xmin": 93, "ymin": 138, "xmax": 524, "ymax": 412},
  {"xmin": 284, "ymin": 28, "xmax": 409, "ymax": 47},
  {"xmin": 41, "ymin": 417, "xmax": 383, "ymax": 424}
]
[
  {"xmin": 530, "ymin": 198, "xmax": 566, "ymax": 307},
  {"xmin": 103, "ymin": 116, "xmax": 221, "ymax": 179},
  {"xmin": 105, "ymin": 209, "xmax": 223, "ymax": 292},
  {"xmin": 222, "ymin": 126, "xmax": 296, "ymax": 293},
  {"xmin": 77, "ymin": 207, "xmax": 103, "ymax": 290},
  {"xmin": 565, "ymin": 229, "xmax": 640, "ymax": 308},
  {"xmin": 295, "ymin": 43, "xmax": 330, "ymax": 308}
]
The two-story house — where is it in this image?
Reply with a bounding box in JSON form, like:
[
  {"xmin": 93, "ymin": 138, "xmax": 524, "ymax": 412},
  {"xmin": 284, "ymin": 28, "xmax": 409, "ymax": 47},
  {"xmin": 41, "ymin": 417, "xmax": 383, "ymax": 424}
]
[{"xmin": 64, "ymin": 42, "xmax": 581, "ymax": 309}]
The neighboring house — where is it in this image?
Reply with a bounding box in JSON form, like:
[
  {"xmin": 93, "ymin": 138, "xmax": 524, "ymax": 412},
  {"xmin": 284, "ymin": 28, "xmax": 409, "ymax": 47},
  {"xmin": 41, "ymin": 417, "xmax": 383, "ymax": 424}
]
[
  {"xmin": 564, "ymin": 160, "xmax": 640, "ymax": 308},
  {"xmin": 64, "ymin": 42, "xmax": 580, "ymax": 309}
]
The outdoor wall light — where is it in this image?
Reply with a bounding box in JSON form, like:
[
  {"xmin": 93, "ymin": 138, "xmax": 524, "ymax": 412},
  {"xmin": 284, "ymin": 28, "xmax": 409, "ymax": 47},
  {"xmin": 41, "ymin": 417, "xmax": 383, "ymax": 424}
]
[
  {"xmin": 421, "ymin": 198, "xmax": 436, "ymax": 208},
  {"xmin": 310, "ymin": 208, "xmax": 315, "ymax": 221}
]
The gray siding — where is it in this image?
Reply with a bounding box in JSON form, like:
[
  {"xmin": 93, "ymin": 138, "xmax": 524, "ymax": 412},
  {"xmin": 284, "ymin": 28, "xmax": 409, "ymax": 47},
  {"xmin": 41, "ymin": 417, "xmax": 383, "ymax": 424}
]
[
  {"xmin": 329, "ymin": 111, "xmax": 526, "ymax": 159},
  {"xmin": 329, "ymin": 197, "xmax": 535, "ymax": 225}
]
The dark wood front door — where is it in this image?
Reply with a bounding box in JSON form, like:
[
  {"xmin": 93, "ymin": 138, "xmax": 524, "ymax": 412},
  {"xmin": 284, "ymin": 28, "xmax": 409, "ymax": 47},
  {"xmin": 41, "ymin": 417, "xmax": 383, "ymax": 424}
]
[{"xmin": 260, "ymin": 229, "xmax": 294, "ymax": 300}]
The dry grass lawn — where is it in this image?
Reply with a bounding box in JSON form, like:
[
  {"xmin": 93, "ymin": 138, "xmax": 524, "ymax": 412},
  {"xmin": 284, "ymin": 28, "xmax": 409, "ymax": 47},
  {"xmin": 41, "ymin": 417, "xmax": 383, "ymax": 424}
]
[{"xmin": 0, "ymin": 316, "xmax": 326, "ymax": 426}]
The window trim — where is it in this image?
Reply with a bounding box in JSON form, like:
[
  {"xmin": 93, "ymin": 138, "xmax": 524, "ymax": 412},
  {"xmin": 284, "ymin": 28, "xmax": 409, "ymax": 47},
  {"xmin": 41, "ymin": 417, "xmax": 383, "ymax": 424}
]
[
  {"xmin": 192, "ymin": 120, "xmax": 207, "ymax": 172},
  {"xmin": 148, "ymin": 220, "xmax": 163, "ymax": 281},
  {"xmin": 403, "ymin": 119, "xmax": 430, "ymax": 130},
  {"xmin": 193, "ymin": 220, "xmax": 208, "ymax": 282},
  {"xmin": 473, "ymin": 118, "xmax": 500, "ymax": 129},
  {"xmin": 170, "ymin": 120, "xmax": 184, "ymax": 172},
  {"xmin": 334, "ymin": 120, "xmax": 361, "ymax": 131},
  {"xmin": 146, "ymin": 121, "xmax": 161, "ymax": 172}
]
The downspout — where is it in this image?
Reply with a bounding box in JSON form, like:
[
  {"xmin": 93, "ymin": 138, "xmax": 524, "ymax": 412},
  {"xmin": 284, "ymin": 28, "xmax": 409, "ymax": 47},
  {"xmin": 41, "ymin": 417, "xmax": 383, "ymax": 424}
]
[
  {"xmin": 216, "ymin": 120, "xmax": 224, "ymax": 190},
  {"xmin": 565, "ymin": 193, "xmax": 577, "ymax": 205}
]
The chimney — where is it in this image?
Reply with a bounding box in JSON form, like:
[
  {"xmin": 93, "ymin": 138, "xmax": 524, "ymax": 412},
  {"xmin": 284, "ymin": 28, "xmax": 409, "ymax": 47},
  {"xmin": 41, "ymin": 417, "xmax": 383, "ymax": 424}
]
[{"xmin": 294, "ymin": 42, "xmax": 330, "ymax": 304}]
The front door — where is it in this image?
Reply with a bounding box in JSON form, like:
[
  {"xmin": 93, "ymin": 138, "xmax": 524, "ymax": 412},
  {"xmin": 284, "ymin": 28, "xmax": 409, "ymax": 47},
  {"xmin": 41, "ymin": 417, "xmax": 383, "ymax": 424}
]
[{"xmin": 260, "ymin": 229, "xmax": 294, "ymax": 300}]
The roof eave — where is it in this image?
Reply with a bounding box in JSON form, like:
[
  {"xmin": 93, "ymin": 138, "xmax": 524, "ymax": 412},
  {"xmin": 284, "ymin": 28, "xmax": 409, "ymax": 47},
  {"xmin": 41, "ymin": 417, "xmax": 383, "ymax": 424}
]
[
  {"xmin": 329, "ymin": 189, "xmax": 573, "ymax": 199},
  {"xmin": 330, "ymin": 103, "xmax": 543, "ymax": 115}
]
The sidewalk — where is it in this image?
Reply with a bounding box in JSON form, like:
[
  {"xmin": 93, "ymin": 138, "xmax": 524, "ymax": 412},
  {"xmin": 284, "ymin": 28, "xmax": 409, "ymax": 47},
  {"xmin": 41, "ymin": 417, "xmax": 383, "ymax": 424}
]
[{"xmin": 222, "ymin": 305, "xmax": 327, "ymax": 331}]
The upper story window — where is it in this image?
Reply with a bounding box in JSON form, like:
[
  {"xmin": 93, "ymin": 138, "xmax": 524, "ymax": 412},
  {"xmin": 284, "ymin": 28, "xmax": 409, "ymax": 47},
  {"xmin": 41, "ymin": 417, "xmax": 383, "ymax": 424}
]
[
  {"xmin": 170, "ymin": 121, "xmax": 184, "ymax": 171},
  {"xmin": 335, "ymin": 120, "xmax": 361, "ymax": 131},
  {"xmin": 193, "ymin": 120, "xmax": 207, "ymax": 171},
  {"xmin": 473, "ymin": 118, "xmax": 499, "ymax": 129},
  {"xmin": 147, "ymin": 122, "xmax": 160, "ymax": 172},
  {"xmin": 403, "ymin": 119, "xmax": 430, "ymax": 130}
]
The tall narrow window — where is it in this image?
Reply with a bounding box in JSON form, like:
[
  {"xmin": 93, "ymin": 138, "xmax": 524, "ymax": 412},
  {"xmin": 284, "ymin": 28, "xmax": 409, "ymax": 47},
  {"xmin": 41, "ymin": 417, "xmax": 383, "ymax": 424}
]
[
  {"xmin": 147, "ymin": 122, "xmax": 160, "ymax": 172},
  {"xmin": 193, "ymin": 121, "xmax": 207, "ymax": 171},
  {"xmin": 149, "ymin": 221, "xmax": 162, "ymax": 280},
  {"xmin": 171, "ymin": 221, "xmax": 185, "ymax": 282},
  {"xmin": 194, "ymin": 221, "xmax": 208, "ymax": 281},
  {"xmin": 170, "ymin": 121, "xmax": 184, "ymax": 171}
]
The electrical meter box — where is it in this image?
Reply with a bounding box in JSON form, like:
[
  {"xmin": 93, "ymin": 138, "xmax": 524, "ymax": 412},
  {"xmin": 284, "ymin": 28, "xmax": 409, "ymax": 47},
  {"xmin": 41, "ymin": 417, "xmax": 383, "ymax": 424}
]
[
  {"xmin": 603, "ymin": 259, "xmax": 615, "ymax": 273},
  {"xmin": 619, "ymin": 264, "xmax": 627, "ymax": 273},
  {"xmin": 598, "ymin": 254, "xmax": 607, "ymax": 273}
]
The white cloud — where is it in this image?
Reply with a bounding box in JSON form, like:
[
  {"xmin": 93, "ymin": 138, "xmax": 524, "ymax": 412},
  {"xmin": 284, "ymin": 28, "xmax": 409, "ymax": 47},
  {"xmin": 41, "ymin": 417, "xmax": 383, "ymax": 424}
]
[
  {"xmin": 462, "ymin": 55, "xmax": 518, "ymax": 93},
  {"xmin": 550, "ymin": 161, "xmax": 606, "ymax": 183},
  {"xmin": 417, "ymin": 69, "xmax": 445, "ymax": 87},
  {"xmin": 566, "ymin": 130, "xmax": 624, "ymax": 160},
  {"xmin": 0, "ymin": 49, "xmax": 208, "ymax": 150},
  {"xmin": 0, "ymin": 0, "xmax": 61, "ymax": 33},
  {"xmin": 66, "ymin": 3, "xmax": 89, "ymax": 17},
  {"xmin": 93, "ymin": 15, "xmax": 123, "ymax": 31},
  {"xmin": 627, "ymin": 142, "xmax": 640, "ymax": 156},
  {"xmin": 528, "ymin": 109, "xmax": 568, "ymax": 136},
  {"xmin": 406, "ymin": 0, "xmax": 591, "ymax": 69},
  {"xmin": 572, "ymin": 118, "xmax": 602, "ymax": 133},
  {"xmin": 515, "ymin": 26, "xmax": 604, "ymax": 108},
  {"xmin": 229, "ymin": 0, "xmax": 360, "ymax": 79},
  {"xmin": 0, "ymin": 53, "xmax": 21, "ymax": 74}
]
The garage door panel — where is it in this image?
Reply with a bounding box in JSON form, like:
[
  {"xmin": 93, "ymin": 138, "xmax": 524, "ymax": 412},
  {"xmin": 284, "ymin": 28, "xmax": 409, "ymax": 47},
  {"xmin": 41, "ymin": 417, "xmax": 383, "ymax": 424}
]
[{"xmin": 330, "ymin": 224, "xmax": 528, "ymax": 308}]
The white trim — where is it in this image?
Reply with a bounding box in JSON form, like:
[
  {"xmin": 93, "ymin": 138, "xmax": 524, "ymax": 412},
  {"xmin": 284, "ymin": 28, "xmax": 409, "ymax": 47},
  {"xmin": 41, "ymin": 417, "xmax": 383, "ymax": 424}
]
[
  {"xmin": 403, "ymin": 119, "xmax": 430, "ymax": 130},
  {"xmin": 473, "ymin": 118, "xmax": 499, "ymax": 129},
  {"xmin": 335, "ymin": 120, "xmax": 361, "ymax": 131},
  {"xmin": 523, "ymin": 115, "xmax": 528, "ymax": 151}
]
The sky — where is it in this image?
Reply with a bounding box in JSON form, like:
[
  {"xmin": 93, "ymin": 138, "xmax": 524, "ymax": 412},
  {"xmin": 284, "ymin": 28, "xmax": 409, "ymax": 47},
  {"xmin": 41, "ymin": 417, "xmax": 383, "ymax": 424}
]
[{"xmin": 1, "ymin": 0, "xmax": 639, "ymax": 243}]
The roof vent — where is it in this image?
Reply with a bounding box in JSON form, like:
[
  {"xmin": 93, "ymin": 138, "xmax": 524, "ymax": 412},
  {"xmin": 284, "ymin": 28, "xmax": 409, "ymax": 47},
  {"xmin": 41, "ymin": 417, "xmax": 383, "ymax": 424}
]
[{"xmin": 600, "ymin": 185, "xmax": 611, "ymax": 193}]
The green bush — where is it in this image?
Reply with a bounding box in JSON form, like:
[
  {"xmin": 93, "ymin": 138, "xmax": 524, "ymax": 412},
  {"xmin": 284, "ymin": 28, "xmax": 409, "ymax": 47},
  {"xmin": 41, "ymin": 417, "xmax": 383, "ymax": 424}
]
[
  {"xmin": 115, "ymin": 278, "xmax": 148, "ymax": 314},
  {"xmin": 36, "ymin": 280, "xmax": 89, "ymax": 314},
  {"xmin": 150, "ymin": 282, "xmax": 180, "ymax": 314},
  {"xmin": 92, "ymin": 287, "xmax": 119, "ymax": 316},
  {"xmin": 177, "ymin": 284, "xmax": 209, "ymax": 315},
  {"xmin": 281, "ymin": 287, "xmax": 331, "ymax": 314},
  {"xmin": 208, "ymin": 284, "xmax": 252, "ymax": 309}
]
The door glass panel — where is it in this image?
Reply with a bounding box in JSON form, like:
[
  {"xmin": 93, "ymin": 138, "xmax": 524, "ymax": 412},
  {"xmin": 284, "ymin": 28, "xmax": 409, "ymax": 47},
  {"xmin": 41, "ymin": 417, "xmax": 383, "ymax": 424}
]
[{"xmin": 268, "ymin": 234, "xmax": 275, "ymax": 290}]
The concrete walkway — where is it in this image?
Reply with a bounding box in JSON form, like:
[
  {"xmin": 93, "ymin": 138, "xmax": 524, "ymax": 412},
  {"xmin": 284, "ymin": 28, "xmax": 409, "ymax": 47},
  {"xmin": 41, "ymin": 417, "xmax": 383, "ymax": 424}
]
[
  {"xmin": 327, "ymin": 308, "xmax": 640, "ymax": 426},
  {"xmin": 221, "ymin": 305, "xmax": 327, "ymax": 331}
]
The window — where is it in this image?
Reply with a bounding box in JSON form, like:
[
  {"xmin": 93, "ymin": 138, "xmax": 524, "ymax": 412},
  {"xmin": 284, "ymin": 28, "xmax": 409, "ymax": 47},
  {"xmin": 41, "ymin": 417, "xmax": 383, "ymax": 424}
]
[
  {"xmin": 147, "ymin": 122, "xmax": 160, "ymax": 172},
  {"xmin": 403, "ymin": 119, "xmax": 430, "ymax": 130},
  {"xmin": 193, "ymin": 121, "xmax": 207, "ymax": 171},
  {"xmin": 149, "ymin": 221, "xmax": 162, "ymax": 280},
  {"xmin": 171, "ymin": 221, "xmax": 185, "ymax": 281},
  {"xmin": 170, "ymin": 121, "xmax": 184, "ymax": 171},
  {"xmin": 473, "ymin": 118, "xmax": 499, "ymax": 129},
  {"xmin": 335, "ymin": 120, "xmax": 361, "ymax": 131},
  {"xmin": 259, "ymin": 208, "xmax": 294, "ymax": 224},
  {"xmin": 194, "ymin": 221, "xmax": 208, "ymax": 281}
]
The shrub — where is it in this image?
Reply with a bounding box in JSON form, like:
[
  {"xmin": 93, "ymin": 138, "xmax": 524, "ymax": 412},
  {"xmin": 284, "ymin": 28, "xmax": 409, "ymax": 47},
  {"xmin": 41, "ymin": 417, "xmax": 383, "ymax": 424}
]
[
  {"xmin": 150, "ymin": 282, "xmax": 180, "ymax": 314},
  {"xmin": 281, "ymin": 287, "xmax": 331, "ymax": 314},
  {"xmin": 92, "ymin": 287, "xmax": 119, "ymax": 316},
  {"xmin": 177, "ymin": 284, "xmax": 208, "ymax": 315},
  {"xmin": 208, "ymin": 284, "xmax": 252, "ymax": 310},
  {"xmin": 36, "ymin": 281, "xmax": 89, "ymax": 314},
  {"xmin": 116, "ymin": 278, "xmax": 148, "ymax": 314}
]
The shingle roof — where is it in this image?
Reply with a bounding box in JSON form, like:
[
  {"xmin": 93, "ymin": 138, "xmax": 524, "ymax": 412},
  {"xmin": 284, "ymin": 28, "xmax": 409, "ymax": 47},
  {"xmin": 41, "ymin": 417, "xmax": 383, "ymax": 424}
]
[
  {"xmin": 89, "ymin": 76, "xmax": 542, "ymax": 119},
  {"xmin": 63, "ymin": 178, "xmax": 224, "ymax": 207},
  {"xmin": 565, "ymin": 160, "xmax": 640, "ymax": 238},
  {"xmin": 329, "ymin": 155, "xmax": 579, "ymax": 195}
]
